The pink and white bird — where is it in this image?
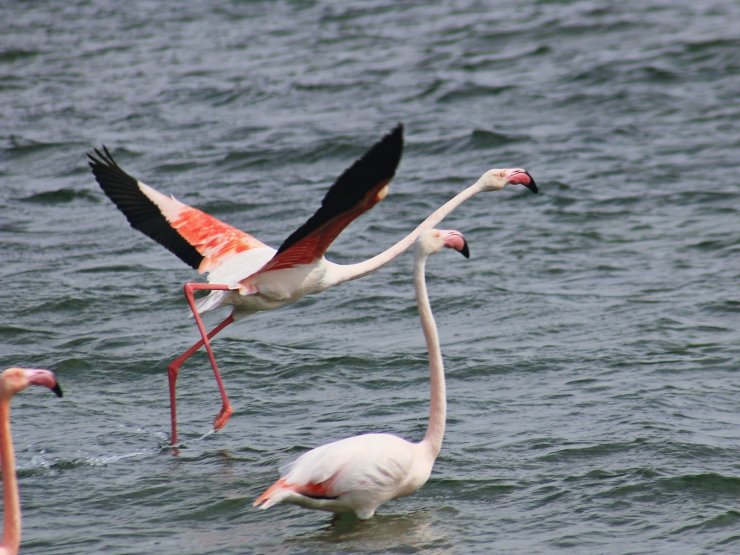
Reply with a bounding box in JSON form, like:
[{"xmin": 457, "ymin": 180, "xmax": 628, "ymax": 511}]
[
  {"xmin": 253, "ymin": 228, "xmax": 469, "ymax": 519},
  {"xmin": 0, "ymin": 368, "xmax": 62, "ymax": 555},
  {"xmin": 88, "ymin": 125, "xmax": 537, "ymax": 444}
]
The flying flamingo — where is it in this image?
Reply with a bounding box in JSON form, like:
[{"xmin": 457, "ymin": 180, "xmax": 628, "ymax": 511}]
[
  {"xmin": 0, "ymin": 368, "xmax": 63, "ymax": 555},
  {"xmin": 88, "ymin": 125, "xmax": 537, "ymax": 444},
  {"xmin": 253, "ymin": 228, "xmax": 469, "ymax": 519}
]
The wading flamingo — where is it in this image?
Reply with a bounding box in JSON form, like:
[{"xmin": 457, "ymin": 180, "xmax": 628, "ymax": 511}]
[
  {"xmin": 254, "ymin": 228, "xmax": 469, "ymax": 519},
  {"xmin": 88, "ymin": 126, "xmax": 537, "ymax": 444},
  {"xmin": 0, "ymin": 368, "xmax": 62, "ymax": 555}
]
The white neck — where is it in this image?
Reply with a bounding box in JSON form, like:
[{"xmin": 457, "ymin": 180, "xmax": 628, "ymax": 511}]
[
  {"xmin": 413, "ymin": 249, "xmax": 446, "ymax": 457},
  {"xmin": 329, "ymin": 180, "xmax": 485, "ymax": 284},
  {"xmin": 0, "ymin": 397, "xmax": 20, "ymax": 555}
]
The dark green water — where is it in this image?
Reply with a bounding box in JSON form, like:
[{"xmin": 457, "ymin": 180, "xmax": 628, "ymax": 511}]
[{"xmin": 2, "ymin": 1, "xmax": 739, "ymax": 553}]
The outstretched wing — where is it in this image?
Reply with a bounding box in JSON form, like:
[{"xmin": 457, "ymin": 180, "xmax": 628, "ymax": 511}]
[
  {"xmin": 88, "ymin": 147, "xmax": 267, "ymax": 274},
  {"xmin": 255, "ymin": 124, "xmax": 403, "ymax": 275}
]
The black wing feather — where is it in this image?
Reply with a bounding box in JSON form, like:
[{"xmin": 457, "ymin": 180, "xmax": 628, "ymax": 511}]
[
  {"xmin": 88, "ymin": 147, "xmax": 204, "ymax": 270},
  {"xmin": 276, "ymin": 124, "xmax": 404, "ymax": 255}
]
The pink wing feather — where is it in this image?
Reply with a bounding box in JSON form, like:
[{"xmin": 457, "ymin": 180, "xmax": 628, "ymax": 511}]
[{"xmin": 88, "ymin": 146, "xmax": 266, "ymax": 274}]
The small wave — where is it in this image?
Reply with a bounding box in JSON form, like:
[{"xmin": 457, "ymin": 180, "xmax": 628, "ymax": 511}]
[
  {"xmin": 538, "ymin": 439, "xmax": 648, "ymax": 463},
  {"xmin": 703, "ymin": 299, "xmax": 740, "ymax": 315},
  {"xmin": 3, "ymin": 137, "xmax": 67, "ymax": 157},
  {"xmin": 639, "ymin": 65, "xmax": 680, "ymax": 83},
  {"xmin": 469, "ymin": 128, "xmax": 523, "ymax": 148},
  {"xmin": 684, "ymin": 37, "xmax": 740, "ymax": 55},
  {"xmin": 218, "ymin": 149, "xmax": 275, "ymax": 171},
  {"xmin": 0, "ymin": 48, "xmax": 40, "ymax": 62},
  {"xmin": 291, "ymin": 140, "xmax": 368, "ymax": 164},
  {"xmin": 21, "ymin": 188, "xmax": 98, "ymax": 205},
  {"xmin": 414, "ymin": 128, "xmax": 522, "ymax": 156},
  {"xmin": 0, "ymin": 323, "xmax": 37, "ymax": 337},
  {"xmin": 437, "ymin": 83, "xmax": 514, "ymax": 103},
  {"xmin": 657, "ymin": 473, "xmax": 740, "ymax": 495},
  {"xmin": 682, "ymin": 238, "xmax": 738, "ymax": 252},
  {"xmin": 657, "ymin": 189, "xmax": 739, "ymax": 204},
  {"xmin": 598, "ymin": 472, "xmax": 740, "ymax": 503},
  {"xmin": 152, "ymin": 160, "xmax": 201, "ymax": 174},
  {"xmin": 672, "ymin": 509, "xmax": 740, "ymax": 535}
]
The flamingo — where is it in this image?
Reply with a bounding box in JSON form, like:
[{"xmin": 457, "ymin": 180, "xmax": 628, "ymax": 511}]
[
  {"xmin": 253, "ymin": 228, "xmax": 470, "ymax": 519},
  {"xmin": 88, "ymin": 125, "xmax": 537, "ymax": 444},
  {"xmin": 0, "ymin": 368, "xmax": 62, "ymax": 555}
]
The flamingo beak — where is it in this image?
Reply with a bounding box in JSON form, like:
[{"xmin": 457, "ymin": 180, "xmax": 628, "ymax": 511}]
[
  {"xmin": 523, "ymin": 172, "xmax": 538, "ymax": 194},
  {"xmin": 52, "ymin": 383, "xmax": 64, "ymax": 398},
  {"xmin": 442, "ymin": 231, "xmax": 470, "ymax": 258},
  {"xmin": 458, "ymin": 240, "xmax": 470, "ymax": 259},
  {"xmin": 507, "ymin": 170, "xmax": 538, "ymax": 194}
]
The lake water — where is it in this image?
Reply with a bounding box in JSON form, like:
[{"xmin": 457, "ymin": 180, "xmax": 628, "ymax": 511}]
[{"xmin": 1, "ymin": 1, "xmax": 739, "ymax": 553}]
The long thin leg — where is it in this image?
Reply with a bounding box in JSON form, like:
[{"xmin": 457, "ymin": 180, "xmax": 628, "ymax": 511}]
[
  {"xmin": 168, "ymin": 312, "xmax": 234, "ymax": 445},
  {"xmin": 169, "ymin": 282, "xmax": 235, "ymax": 445}
]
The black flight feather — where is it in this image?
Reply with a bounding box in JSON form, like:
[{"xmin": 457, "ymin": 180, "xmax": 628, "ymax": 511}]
[
  {"xmin": 88, "ymin": 147, "xmax": 204, "ymax": 270},
  {"xmin": 275, "ymin": 124, "xmax": 404, "ymax": 255}
]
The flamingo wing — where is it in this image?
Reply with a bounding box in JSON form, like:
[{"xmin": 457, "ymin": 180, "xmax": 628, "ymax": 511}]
[
  {"xmin": 88, "ymin": 147, "xmax": 267, "ymax": 274},
  {"xmin": 254, "ymin": 124, "xmax": 403, "ymax": 275}
]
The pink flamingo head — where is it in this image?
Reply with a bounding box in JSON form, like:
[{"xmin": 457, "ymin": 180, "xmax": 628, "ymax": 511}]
[
  {"xmin": 417, "ymin": 228, "xmax": 470, "ymax": 258},
  {"xmin": 0, "ymin": 368, "xmax": 63, "ymax": 399},
  {"xmin": 477, "ymin": 168, "xmax": 538, "ymax": 193}
]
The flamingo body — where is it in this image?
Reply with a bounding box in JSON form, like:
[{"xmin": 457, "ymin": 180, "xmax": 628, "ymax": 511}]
[
  {"xmin": 199, "ymin": 257, "xmax": 347, "ymax": 319},
  {"xmin": 256, "ymin": 433, "xmax": 429, "ymax": 519},
  {"xmin": 254, "ymin": 229, "xmax": 470, "ymax": 519}
]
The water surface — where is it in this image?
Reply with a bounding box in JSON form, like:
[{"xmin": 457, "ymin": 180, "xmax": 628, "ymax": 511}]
[{"xmin": 1, "ymin": 1, "xmax": 739, "ymax": 553}]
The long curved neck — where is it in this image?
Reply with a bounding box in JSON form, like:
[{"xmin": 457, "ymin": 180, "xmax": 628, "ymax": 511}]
[
  {"xmin": 0, "ymin": 396, "xmax": 20, "ymax": 555},
  {"xmin": 414, "ymin": 251, "xmax": 446, "ymax": 457},
  {"xmin": 331, "ymin": 180, "xmax": 484, "ymax": 284}
]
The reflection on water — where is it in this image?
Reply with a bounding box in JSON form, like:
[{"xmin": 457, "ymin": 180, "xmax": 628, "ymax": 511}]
[
  {"xmin": 290, "ymin": 509, "xmax": 454, "ymax": 553},
  {"xmin": 169, "ymin": 509, "xmax": 452, "ymax": 554}
]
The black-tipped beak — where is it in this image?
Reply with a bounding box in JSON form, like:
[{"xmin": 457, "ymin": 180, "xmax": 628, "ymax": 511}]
[
  {"xmin": 52, "ymin": 382, "xmax": 63, "ymax": 398},
  {"xmin": 459, "ymin": 240, "xmax": 470, "ymax": 259},
  {"xmin": 524, "ymin": 171, "xmax": 538, "ymax": 194}
]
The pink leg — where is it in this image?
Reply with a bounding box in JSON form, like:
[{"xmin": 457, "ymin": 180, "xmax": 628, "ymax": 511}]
[
  {"xmin": 168, "ymin": 282, "xmax": 235, "ymax": 445},
  {"xmin": 168, "ymin": 314, "xmax": 234, "ymax": 445}
]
